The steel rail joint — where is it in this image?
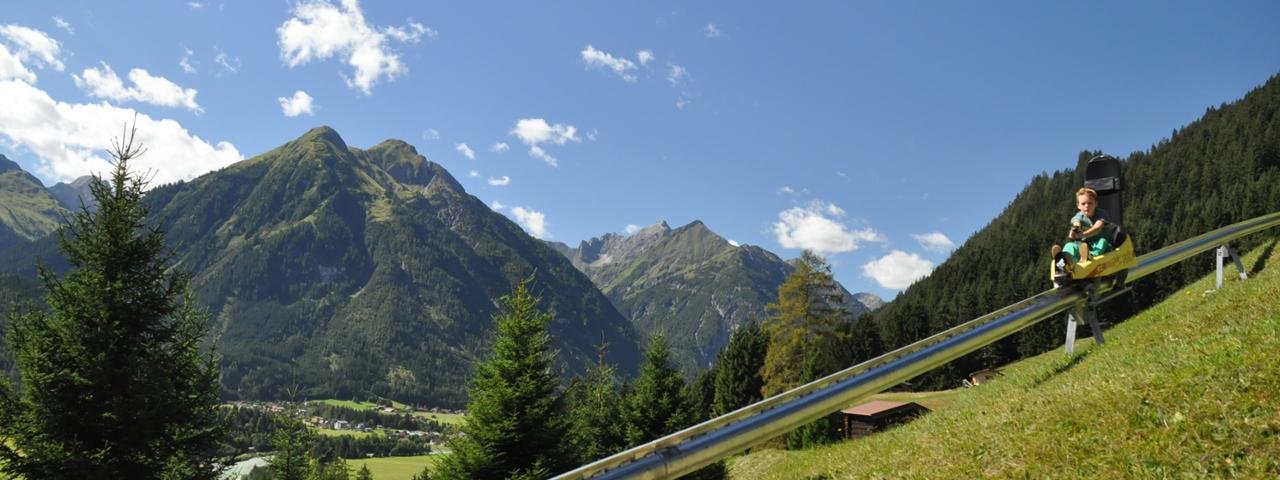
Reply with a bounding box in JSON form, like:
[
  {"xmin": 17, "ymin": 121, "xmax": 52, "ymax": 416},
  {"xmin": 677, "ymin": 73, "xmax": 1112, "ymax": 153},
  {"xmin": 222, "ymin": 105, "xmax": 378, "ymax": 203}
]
[{"xmin": 554, "ymin": 211, "xmax": 1280, "ymax": 480}]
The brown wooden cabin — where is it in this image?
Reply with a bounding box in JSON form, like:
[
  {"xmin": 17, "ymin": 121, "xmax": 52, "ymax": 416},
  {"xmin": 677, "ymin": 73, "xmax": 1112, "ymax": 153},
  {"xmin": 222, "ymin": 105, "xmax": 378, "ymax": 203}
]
[{"xmin": 840, "ymin": 400, "xmax": 929, "ymax": 439}]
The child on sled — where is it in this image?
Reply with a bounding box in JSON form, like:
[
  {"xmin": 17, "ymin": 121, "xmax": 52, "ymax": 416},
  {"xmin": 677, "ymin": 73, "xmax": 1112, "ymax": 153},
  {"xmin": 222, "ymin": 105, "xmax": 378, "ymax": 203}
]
[{"xmin": 1052, "ymin": 187, "xmax": 1115, "ymax": 271}]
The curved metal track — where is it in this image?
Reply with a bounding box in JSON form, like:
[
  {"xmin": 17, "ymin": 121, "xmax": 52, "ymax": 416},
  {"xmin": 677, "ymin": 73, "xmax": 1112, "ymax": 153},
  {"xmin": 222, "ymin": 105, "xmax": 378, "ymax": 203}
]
[{"xmin": 553, "ymin": 211, "xmax": 1280, "ymax": 480}]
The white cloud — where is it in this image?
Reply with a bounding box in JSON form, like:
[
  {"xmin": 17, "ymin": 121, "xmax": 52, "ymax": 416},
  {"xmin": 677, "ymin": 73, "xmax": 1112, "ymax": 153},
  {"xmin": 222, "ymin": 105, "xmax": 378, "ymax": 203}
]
[
  {"xmin": 490, "ymin": 142, "xmax": 509, "ymax": 153},
  {"xmin": 422, "ymin": 128, "xmax": 439, "ymax": 141},
  {"xmin": 778, "ymin": 186, "xmax": 795, "ymax": 195},
  {"xmin": 179, "ymin": 48, "xmax": 197, "ymax": 74},
  {"xmin": 0, "ymin": 79, "xmax": 242, "ymax": 185},
  {"xmin": 773, "ymin": 200, "xmax": 886, "ymax": 255},
  {"xmin": 468, "ymin": 170, "xmax": 479, "ymax": 178},
  {"xmin": 510, "ymin": 118, "xmax": 580, "ymax": 167},
  {"xmin": 214, "ymin": 49, "xmax": 240, "ymax": 74},
  {"xmin": 511, "ymin": 206, "xmax": 548, "ymax": 239},
  {"xmin": 624, "ymin": 224, "xmax": 640, "ymax": 235},
  {"xmin": 728, "ymin": 239, "xmax": 741, "ymax": 247},
  {"xmin": 703, "ymin": 23, "xmax": 723, "ymax": 38},
  {"xmin": 0, "ymin": 25, "xmax": 64, "ymax": 71},
  {"xmin": 489, "ymin": 200, "xmax": 505, "ymax": 210},
  {"xmin": 636, "ymin": 49, "xmax": 654, "ymax": 66},
  {"xmin": 74, "ymin": 63, "xmax": 203, "ymax": 113},
  {"xmin": 512, "ymin": 118, "xmax": 579, "ymax": 146},
  {"xmin": 277, "ymin": 0, "xmax": 425, "ymax": 94},
  {"xmin": 187, "ymin": 1, "xmax": 205, "ymax": 9},
  {"xmin": 912, "ymin": 232, "xmax": 956, "ymax": 253},
  {"xmin": 384, "ymin": 20, "xmax": 436, "ymax": 43},
  {"xmin": 52, "ymin": 17, "xmax": 73, "ymax": 35},
  {"xmin": 676, "ymin": 96, "xmax": 691, "ymax": 110},
  {"xmin": 667, "ymin": 64, "xmax": 689, "ymax": 86},
  {"xmin": 487, "ymin": 175, "xmax": 510, "ymax": 186},
  {"xmin": 0, "ymin": 44, "xmax": 36, "ymax": 83},
  {"xmin": 581, "ymin": 45, "xmax": 637, "ymax": 82},
  {"xmin": 862, "ymin": 250, "xmax": 935, "ymax": 290},
  {"xmin": 528, "ymin": 145, "xmax": 557, "ymax": 167},
  {"xmin": 278, "ymin": 90, "xmax": 315, "ymax": 117},
  {"xmin": 455, "ymin": 142, "xmax": 475, "ymax": 160}
]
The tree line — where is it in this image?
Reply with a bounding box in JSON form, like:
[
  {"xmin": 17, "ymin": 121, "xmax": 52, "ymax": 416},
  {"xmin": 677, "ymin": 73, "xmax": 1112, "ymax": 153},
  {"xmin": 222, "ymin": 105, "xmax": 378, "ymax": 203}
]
[{"xmin": 435, "ymin": 250, "xmax": 883, "ymax": 479}]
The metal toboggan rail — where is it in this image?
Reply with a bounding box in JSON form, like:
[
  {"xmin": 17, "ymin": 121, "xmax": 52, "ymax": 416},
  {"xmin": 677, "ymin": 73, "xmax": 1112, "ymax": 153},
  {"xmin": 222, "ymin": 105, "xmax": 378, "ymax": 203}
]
[{"xmin": 553, "ymin": 211, "xmax": 1280, "ymax": 480}]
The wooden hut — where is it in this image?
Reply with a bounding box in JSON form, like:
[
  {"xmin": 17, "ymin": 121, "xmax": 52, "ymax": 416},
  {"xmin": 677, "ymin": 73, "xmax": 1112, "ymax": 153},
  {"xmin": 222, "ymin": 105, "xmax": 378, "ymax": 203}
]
[{"xmin": 840, "ymin": 400, "xmax": 929, "ymax": 439}]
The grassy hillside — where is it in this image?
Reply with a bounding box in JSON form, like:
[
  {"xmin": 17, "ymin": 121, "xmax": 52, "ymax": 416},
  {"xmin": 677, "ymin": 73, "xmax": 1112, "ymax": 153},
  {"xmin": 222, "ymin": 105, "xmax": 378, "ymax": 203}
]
[
  {"xmin": 730, "ymin": 234, "xmax": 1280, "ymax": 479},
  {"xmin": 871, "ymin": 75, "xmax": 1280, "ymax": 389}
]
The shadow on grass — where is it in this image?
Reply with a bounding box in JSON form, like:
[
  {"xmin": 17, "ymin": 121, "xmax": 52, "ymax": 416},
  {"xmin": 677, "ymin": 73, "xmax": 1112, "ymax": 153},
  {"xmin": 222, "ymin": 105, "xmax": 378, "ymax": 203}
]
[
  {"xmin": 1029, "ymin": 349, "xmax": 1092, "ymax": 388},
  {"xmin": 1249, "ymin": 239, "xmax": 1276, "ymax": 276}
]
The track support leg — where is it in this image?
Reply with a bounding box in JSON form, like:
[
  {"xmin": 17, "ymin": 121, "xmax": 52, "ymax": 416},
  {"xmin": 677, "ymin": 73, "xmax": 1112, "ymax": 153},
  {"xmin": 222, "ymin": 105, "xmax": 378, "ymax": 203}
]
[
  {"xmin": 1215, "ymin": 244, "xmax": 1249, "ymax": 290},
  {"xmin": 1065, "ymin": 301, "xmax": 1103, "ymax": 355}
]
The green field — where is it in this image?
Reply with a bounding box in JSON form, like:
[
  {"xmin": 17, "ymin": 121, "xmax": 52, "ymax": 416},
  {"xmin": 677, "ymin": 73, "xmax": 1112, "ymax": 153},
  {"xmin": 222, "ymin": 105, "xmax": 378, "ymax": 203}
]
[
  {"xmin": 730, "ymin": 238, "xmax": 1280, "ymax": 478},
  {"xmin": 412, "ymin": 411, "xmax": 467, "ymax": 426},
  {"xmin": 316, "ymin": 399, "xmax": 385, "ymax": 411},
  {"xmin": 347, "ymin": 454, "xmax": 441, "ymax": 480},
  {"xmin": 312, "ymin": 427, "xmax": 381, "ymax": 438}
]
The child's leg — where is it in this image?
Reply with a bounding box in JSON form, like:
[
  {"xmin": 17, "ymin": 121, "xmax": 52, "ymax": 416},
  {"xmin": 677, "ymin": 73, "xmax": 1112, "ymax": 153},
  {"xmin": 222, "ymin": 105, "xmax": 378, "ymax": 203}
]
[
  {"xmin": 1062, "ymin": 242, "xmax": 1082, "ymax": 263},
  {"xmin": 1089, "ymin": 237, "xmax": 1111, "ymax": 257},
  {"xmin": 1077, "ymin": 240, "xmax": 1090, "ymax": 262}
]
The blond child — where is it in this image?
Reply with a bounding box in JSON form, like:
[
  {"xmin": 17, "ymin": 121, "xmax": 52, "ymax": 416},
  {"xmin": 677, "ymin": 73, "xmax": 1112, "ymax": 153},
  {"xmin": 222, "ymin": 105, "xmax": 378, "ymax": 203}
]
[{"xmin": 1053, "ymin": 187, "xmax": 1114, "ymax": 269}]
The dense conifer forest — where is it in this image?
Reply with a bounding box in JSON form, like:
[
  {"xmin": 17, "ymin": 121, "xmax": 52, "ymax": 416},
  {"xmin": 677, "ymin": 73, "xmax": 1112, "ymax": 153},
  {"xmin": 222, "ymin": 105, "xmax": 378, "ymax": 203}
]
[{"xmin": 872, "ymin": 75, "xmax": 1280, "ymax": 389}]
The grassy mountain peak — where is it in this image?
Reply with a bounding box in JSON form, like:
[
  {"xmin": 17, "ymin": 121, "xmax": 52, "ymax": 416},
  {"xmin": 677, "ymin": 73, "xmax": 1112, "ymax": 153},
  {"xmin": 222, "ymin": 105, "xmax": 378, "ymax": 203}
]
[
  {"xmin": 3, "ymin": 126, "xmax": 641, "ymax": 407},
  {"xmin": 0, "ymin": 154, "xmax": 68, "ymax": 250},
  {"xmin": 556, "ymin": 219, "xmax": 878, "ymax": 373}
]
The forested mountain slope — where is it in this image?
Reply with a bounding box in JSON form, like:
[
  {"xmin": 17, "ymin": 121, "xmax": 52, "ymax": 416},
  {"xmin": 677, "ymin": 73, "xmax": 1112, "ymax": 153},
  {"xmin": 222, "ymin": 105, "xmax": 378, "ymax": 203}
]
[
  {"xmin": 0, "ymin": 127, "xmax": 641, "ymax": 407},
  {"xmin": 873, "ymin": 74, "xmax": 1280, "ymax": 389}
]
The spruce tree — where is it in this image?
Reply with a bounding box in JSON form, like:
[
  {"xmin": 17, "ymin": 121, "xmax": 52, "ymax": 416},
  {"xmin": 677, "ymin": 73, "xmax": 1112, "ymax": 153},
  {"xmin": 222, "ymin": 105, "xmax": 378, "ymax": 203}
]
[
  {"xmin": 435, "ymin": 277, "xmax": 567, "ymax": 479},
  {"xmin": 269, "ymin": 415, "xmax": 314, "ymax": 480},
  {"xmin": 0, "ymin": 123, "xmax": 224, "ymax": 479},
  {"xmin": 711, "ymin": 320, "xmax": 768, "ymax": 417},
  {"xmin": 623, "ymin": 333, "xmax": 693, "ymax": 445},
  {"xmin": 564, "ymin": 351, "xmax": 626, "ymax": 464},
  {"xmin": 760, "ymin": 250, "xmax": 844, "ymax": 398}
]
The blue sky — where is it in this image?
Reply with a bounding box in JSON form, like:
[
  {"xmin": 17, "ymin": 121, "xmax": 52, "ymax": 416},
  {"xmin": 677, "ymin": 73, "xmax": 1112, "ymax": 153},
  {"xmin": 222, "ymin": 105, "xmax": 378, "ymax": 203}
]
[{"xmin": 1, "ymin": 1, "xmax": 1278, "ymax": 299}]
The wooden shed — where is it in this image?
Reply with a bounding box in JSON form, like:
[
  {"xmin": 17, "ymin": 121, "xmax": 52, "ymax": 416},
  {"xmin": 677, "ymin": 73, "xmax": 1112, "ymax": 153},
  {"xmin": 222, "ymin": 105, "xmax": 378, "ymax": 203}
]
[{"xmin": 840, "ymin": 400, "xmax": 929, "ymax": 439}]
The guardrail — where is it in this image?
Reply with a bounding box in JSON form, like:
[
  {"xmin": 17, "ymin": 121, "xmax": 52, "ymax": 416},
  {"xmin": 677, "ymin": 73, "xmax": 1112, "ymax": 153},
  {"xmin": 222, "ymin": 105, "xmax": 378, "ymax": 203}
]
[{"xmin": 553, "ymin": 211, "xmax": 1280, "ymax": 480}]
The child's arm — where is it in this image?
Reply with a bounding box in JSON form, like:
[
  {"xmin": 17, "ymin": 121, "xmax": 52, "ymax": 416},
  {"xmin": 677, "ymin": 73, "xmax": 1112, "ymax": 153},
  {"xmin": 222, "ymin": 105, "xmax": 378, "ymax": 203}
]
[{"xmin": 1080, "ymin": 219, "xmax": 1106, "ymax": 239}]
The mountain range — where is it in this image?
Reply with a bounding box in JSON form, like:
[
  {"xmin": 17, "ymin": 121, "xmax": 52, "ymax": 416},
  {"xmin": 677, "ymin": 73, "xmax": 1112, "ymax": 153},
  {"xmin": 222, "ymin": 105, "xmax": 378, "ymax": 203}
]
[
  {"xmin": 550, "ymin": 221, "xmax": 881, "ymax": 373},
  {"xmin": 0, "ymin": 127, "xmax": 642, "ymax": 407}
]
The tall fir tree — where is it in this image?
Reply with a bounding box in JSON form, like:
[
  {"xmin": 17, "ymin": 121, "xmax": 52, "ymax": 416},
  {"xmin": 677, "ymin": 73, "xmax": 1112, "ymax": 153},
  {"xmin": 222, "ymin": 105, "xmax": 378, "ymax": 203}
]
[
  {"xmin": 760, "ymin": 250, "xmax": 844, "ymax": 398},
  {"xmin": 711, "ymin": 320, "xmax": 768, "ymax": 417},
  {"xmin": 269, "ymin": 415, "xmax": 314, "ymax": 480},
  {"xmin": 0, "ymin": 123, "xmax": 224, "ymax": 479},
  {"xmin": 623, "ymin": 333, "xmax": 694, "ymax": 446},
  {"xmin": 564, "ymin": 349, "xmax": 626, "ymax": 465},
  {"xmin": 435, "ymin": 277, "xmax": 568, "ymax": 479}
]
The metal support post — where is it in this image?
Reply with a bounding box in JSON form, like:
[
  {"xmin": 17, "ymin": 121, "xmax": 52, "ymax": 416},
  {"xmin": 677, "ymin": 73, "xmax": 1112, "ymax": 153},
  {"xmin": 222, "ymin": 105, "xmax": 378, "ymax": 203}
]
[
  {"xmin": 1087, "ymin": 306, "xmax": 1105, "ymax": 346},
  {"xmin": 1215, "ymin": 244, "xmax": 1250, "ymax": 290},
  {"xmin": 1064, "ymin": 302, "xmax": 1081, "ymax": 355},
  {"xmin": 1065, "ymin": 300, "xmax": 1104, "ymax": 355}
]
